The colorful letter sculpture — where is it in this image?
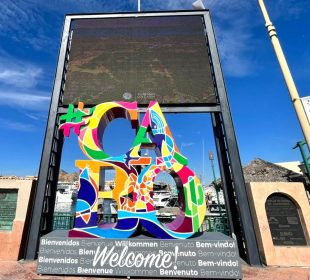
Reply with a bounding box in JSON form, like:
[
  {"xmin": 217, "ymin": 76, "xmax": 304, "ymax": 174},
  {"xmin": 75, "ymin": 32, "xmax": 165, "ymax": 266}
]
[{"xmin": 59, "ymin": 101, "xmax": 206, "ymax": 239}]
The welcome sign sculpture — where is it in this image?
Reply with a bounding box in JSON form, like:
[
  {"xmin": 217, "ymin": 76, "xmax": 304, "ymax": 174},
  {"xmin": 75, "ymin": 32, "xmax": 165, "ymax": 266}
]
[
  {"xmin": 36, "ymin": 100, "xmax": 241, "ymax": 278},
  {"xmin": 59, "ymin": 101, "xmax": 206, "ymax": 239}
]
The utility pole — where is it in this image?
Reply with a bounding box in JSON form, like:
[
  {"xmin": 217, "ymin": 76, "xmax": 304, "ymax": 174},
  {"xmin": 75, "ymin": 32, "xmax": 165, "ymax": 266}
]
[{"xmin": 258, "ymin": 0, "xmax": 310, "ymax": 152}]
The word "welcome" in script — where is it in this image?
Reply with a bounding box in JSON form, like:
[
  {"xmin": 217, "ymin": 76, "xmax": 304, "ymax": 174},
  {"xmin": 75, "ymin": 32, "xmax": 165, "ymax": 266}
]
[{"xmin": 93, "ymin": 245, "xmax": 179, "ymax": 269}]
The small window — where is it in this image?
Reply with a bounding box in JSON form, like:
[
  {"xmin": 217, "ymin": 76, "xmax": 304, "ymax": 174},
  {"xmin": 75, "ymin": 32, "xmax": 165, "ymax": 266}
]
[{"xmin": 0, "ymin": 189, "xmax": 18, "ymax": 231}]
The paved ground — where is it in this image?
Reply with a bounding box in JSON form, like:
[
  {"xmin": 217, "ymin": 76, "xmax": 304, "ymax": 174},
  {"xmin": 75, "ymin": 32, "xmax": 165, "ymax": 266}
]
[{"xmin": 0, "ymin": 261, "xmax": 309, "ymax": 280}]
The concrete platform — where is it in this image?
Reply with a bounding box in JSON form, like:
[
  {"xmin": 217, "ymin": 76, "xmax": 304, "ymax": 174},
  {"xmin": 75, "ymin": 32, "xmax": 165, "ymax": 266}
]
[{"xmin": 0, "ymin": 261, "xmax": 310, "ymax": 280}]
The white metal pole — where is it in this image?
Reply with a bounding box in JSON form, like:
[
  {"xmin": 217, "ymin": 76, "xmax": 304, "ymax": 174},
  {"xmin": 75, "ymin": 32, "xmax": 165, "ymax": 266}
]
[
  {"xmin": 138, "ymin": 0, "xmax": 141, "ymax": 12},
  {"xmin": 258, "ymin": 0, "xmax": 310, "ymax": 151}
]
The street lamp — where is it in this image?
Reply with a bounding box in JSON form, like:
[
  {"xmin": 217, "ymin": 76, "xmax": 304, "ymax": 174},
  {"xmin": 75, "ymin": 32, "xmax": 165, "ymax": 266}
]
[
  {"xmin": 258, "ymin": 0, "xmax": 310, "ymax": 152},
  {"xmin": 208, "ymin": 151, "xmax": 224, "ymax": 231},
  {"xmin": 192, "ymin": 0, "xmax": 206, "ymax": 10}
]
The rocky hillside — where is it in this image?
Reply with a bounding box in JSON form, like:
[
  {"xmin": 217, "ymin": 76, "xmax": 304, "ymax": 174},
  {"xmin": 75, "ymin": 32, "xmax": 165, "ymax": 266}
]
[
  {"xmin": 243, "ymin": 158, "xmax": 307, "ymax": 183},
  {"xmin": 58, "ymin": 169, "xmax": 78, "ymax": 182}
]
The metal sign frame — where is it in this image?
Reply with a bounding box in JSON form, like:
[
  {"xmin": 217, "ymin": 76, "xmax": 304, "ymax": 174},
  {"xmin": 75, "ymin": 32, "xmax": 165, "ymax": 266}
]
[{"xmin": 25, "ymin": 10, "xmax": 261, "ymax": 265}]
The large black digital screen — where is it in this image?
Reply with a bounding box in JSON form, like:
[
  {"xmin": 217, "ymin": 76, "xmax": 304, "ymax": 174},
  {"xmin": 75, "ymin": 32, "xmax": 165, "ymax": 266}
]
[{"xmin": 63, "ymin": 15, "xmax": 216, "ymax": 106}]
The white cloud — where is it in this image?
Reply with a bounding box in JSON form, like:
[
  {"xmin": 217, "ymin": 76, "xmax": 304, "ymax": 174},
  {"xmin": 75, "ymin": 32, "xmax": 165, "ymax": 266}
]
[
  {"xmin": 143, "ymin": 0, "xmax": 191, "ymax": 10},
  {"xmin": 206, "ymin": 1, "xmax": 257, "ymax": 77},
  {"xmin": 37, "ymin": 0, "xmax": 136, "ymax": 12},
  {"xmin": 215, "ymin": 20, "xmax": 256, "ymax": 77},
  {"xmin": 265, "ymin": 0, "xmax": 309, "ymax": 19},
  {"xmin": 0, "ymin": 67, "xmax": 42, "ymax": 88},
  {"xmin": 0, "ymin": 50, "xmax": 43, "ymax": 88},
  {"xmin": 0, "ymin": 0, "xmax": 60, "ymax": 51},
  {"xmin": 0, "ymin": 117, "xmax": 35, "ymax": 131},
  {"xmin": 0, "ymin": 49, "xmax": 49, "ymax": 111},
  {"xmin": 0, "ymin": 90, "xmax": 50, "ymax": 110},
  {"xmin": 25, "ymin": 113, "xmax": 41, "ymax": 121},
  {"xmin": 181, "ymin": 142, "xmax": 195, "ymax": 148}
]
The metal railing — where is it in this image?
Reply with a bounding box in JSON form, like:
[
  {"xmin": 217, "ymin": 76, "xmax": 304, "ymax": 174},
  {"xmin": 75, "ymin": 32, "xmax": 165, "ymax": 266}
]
[
  {"xmin": 199, "ymin": 215, "xmax": 230, "ymax": 235},
  {"xmin": 53, "ymin": 212, "xmax": 230, "ymax": 235},
  {"xmin": 53, "ymin": 212, "xmax": 75, "ymax": 230}
]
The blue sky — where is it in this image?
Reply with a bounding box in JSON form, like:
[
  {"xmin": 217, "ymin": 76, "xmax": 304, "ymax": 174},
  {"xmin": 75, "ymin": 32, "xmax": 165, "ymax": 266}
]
[{"xmin": 0, "ymin": 0, "xmax": 309, "ymax": 185}]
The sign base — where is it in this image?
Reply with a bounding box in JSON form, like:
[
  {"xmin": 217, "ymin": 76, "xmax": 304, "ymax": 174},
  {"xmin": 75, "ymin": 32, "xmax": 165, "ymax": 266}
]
[{"xmin": 37, "ymin": 230, "xmax": 242, "ymax": 279}]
